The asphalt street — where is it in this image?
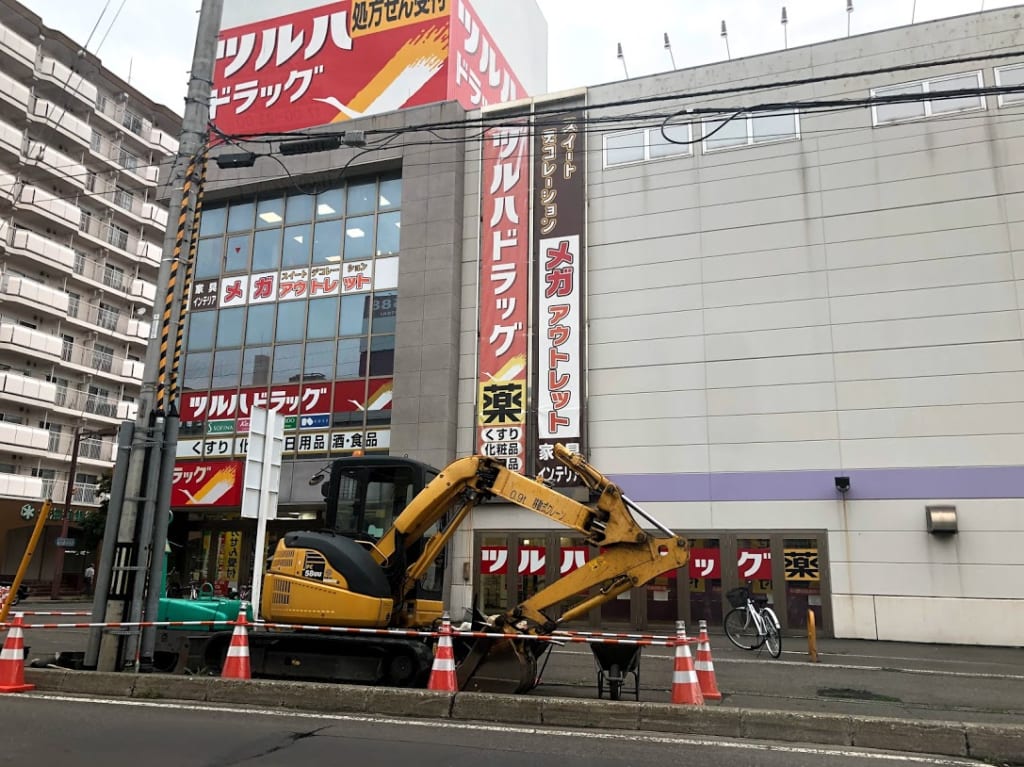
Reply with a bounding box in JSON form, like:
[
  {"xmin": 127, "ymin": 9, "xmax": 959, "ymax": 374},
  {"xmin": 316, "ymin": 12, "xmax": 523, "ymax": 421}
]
[
  {"xmin": 14, "ymin": 599, "xmax": 1024, "ymax": 725},
  {"xmin": 0, "ymin": 693, "xmax": 993, "ymax": 767}
]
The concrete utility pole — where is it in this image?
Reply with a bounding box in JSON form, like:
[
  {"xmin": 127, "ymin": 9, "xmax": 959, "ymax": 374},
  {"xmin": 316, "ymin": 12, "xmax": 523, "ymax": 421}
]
[{"xmin": 99, "ymin": 0, "xmax": 223, "ymax": 671}]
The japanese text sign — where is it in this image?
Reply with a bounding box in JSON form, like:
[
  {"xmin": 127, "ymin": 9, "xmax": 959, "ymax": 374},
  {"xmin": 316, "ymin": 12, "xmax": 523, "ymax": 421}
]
[{"xmin": 172, "ymin": 460, "xmax": 244, "ymax": 507}]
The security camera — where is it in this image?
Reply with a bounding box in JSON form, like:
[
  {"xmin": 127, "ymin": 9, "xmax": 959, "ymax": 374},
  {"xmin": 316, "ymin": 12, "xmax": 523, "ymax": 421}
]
[{"xmin": 834, "ymin": 476, "xmax": 850, "ymax": 493}]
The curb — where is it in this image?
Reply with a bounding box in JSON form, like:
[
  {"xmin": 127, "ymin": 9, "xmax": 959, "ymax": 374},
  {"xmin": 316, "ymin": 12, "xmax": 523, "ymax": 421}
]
[{"xmin": 22, "ymin": 668, "xmax": 1024, "ymax": 763}]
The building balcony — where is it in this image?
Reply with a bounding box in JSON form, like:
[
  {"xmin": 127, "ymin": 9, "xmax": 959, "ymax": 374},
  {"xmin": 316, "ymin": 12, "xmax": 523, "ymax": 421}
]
[
  {"xmin": 35, "ymin": 56, "xmax": 98, "ymax": 107},
  {"xmin": 129, "ymin": 278, "xmax": 156, "ymax": 302},
  {"xmin": 0, "ymin": 22, "xmax": 36, "ymax": 73},
  {"xmin": 0, "ymin": 472, "xmax": 43, "ymax": 501},
  {"xmin": 23, "ymin": 140, "xmax": 86, "ymax": 190},
  {"xmin": 59, "ymin": 339, "xmax": 129, "ymax": 380},
  {"xmin": 65, "ymin": 297, "xmax": 129, "ymax": 335},
  {"xmin": 69, "ymin": 250, "xmax": 132, "ymax": 294},
  {"xmin": 0, "ymin": 371, "xmax": 57, "ymax": 405},
  {"xmin": 0, "ymin": 116, "xmax": 21, "ymax": 158},
  {"xmin": 0, "ymin": 70, "xmax": 30, "ymax": 116},
  {"xmin": 0, "ymin": 321, "xmax": 62, "ymax": 361},
  {"xmin": 0, "ymin": 170, "xmax": 15, "ymax": 205},
  {"xmin": 149, "ymin": 127, "xmax": 178, "ymax": 155},
  {"xmin": 53, "ymin": 384, "xmax": 126, "ymax": 422},
  {"xmin": 49, "ymin": 431, "xmax": 117, "ymax": 464},
  {"xmin": 140, "ymin": 165, "xmax": 160, "ymax": 184},
  {"xmin": 6, "ymin": 228, "xmax": 76, "ymax": 272},
  {"xmin": 136, "ymin": 240, "xmax": 162, "ymax": 269},
  {"xmin": 0, "ymin": 421, "xmax": 49, "ymax": 452},
  {"xmin": 0, "ymin": 273, "xmax": 70, "ymax": 316},
  {"xmin": 42, "ymin": 478, "xmax": 101, "ymax": 505},
  {"xmin": 18, "ymin": 184, "xmax": 81, "ymax": 230},
  {"xmin": 77, "ymin": 215, "xmax": 139, "ymax": 258},
  {"xmin": 140, "ymin": 202, "xmax": 169, "ymax": 230},
  {"xmin": 120, "ymin": 358, "xmax": 144, "ymax": 380},
  {"xmin": 125, "ymin": 318, "xmax": 150, "ymax": 341},
  {"xmin": 29, "ymin": 97, "xmax": 91, "ymax": 147}
]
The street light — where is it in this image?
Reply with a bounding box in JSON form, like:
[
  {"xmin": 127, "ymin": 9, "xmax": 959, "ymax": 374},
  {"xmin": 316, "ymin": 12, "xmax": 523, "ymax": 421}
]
[{"xmin": 49, "ymin": 425, "xmax": 117, "ymax": 599}]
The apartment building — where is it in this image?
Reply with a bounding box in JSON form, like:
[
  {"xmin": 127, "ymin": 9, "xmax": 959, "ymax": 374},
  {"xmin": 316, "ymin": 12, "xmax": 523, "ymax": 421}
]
[{"xmin": 0, "ymin": 0, "xmax": 180, "ymax": 587}]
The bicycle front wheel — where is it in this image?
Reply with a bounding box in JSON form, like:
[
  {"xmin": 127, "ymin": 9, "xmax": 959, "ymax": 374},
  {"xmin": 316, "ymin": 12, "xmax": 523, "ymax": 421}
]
[
  {"xmin": 764, "ymin": 616, "xmax": 782, "ymax": 658},
  {"xmin": 724, "ymin": 607, "xmax": 761, "ymax": 650}
]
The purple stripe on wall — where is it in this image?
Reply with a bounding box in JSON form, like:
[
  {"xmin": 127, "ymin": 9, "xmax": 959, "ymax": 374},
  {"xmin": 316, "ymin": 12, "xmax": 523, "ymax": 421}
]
[{"xmin": 610, "ymin": 466, "xmax": 1024, "ymax": 503}]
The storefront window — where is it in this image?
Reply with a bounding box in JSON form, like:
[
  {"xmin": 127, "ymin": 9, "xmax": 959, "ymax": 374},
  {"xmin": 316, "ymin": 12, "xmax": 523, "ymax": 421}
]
[
  {"xmin": 225, "ymin": 234, "xmax": 251, "ymax": 273},
  {"xmin": 282, "ymin": 224, "xmax": 311, "ymax": 267},
  {"xmin": 344, "ymin": 215, "xmax": 374, "ymax": 260},
  {"xmin": 216, "ymin": 307, "xmax": 244, "ymax": 348},
  {"xmin": 252, "ymin": 229, "xmax": 281, "ymax": 271},
  {"xmin": 272, "ymin": 343, "xmax": 303, "ymax": 384},
  {"xmin": 242, "ymin": 346, "xmax": 271, "ymax": 386}
]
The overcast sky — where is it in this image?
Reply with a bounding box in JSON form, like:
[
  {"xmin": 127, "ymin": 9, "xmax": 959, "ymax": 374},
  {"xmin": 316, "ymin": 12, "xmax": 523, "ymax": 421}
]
[{"xmin": 20, "ymin": 0, "xmax": 1018, "ymax": 113}]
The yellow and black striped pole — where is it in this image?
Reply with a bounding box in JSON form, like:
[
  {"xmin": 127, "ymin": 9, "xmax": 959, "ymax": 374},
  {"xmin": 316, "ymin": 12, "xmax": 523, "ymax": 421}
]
[
  {"xmin": 169, "ymin": 149, "xmax": 209, "ymax": 412},
  {"xmin": 155, "ymin": 152, "xmax": 201, "ymax": 414}
]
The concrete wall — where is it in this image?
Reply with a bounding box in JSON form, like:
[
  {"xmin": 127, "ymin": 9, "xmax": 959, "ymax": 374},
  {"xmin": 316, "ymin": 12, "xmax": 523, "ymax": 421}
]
[{"xmin": 455, "ymin": 8, "xmax": 1024, "ymax": 644}]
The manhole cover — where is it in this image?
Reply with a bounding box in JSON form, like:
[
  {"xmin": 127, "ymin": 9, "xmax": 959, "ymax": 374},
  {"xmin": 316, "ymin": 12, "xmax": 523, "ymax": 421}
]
[{"xmin": 818, "ymin": 687, "xmax": 902, "ymax": 703}]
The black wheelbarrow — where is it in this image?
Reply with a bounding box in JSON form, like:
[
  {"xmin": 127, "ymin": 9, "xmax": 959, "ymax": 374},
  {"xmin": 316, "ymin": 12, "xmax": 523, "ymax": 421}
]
[{"xmin": 590, "ymin": 643, "xmax": 641, "ymax": 701}]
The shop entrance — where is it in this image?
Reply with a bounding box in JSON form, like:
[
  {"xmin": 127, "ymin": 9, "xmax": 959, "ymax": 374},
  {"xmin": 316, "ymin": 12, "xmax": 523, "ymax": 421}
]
[{"xmin": 473, "ymin": 530, "xmax": 832, "ymax": 636}]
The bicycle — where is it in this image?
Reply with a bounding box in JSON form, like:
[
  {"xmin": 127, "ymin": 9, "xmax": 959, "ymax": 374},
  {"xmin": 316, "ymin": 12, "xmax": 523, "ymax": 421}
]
[{"xmin": 723, "ymin": 584, "xmax": 782, "ymax": 658}]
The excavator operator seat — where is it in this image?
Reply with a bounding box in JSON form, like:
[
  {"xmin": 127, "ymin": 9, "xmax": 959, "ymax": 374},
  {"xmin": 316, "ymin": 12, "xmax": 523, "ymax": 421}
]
[{"xmin": 282, "ymin": 531, "xmax": 391, "ymax": 599}]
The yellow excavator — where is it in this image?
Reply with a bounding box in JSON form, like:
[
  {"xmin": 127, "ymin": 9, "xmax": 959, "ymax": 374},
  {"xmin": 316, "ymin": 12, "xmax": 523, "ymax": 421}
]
[{"xmin": 199, "ymin": 444, "xmax": 688, "ymax": 693}]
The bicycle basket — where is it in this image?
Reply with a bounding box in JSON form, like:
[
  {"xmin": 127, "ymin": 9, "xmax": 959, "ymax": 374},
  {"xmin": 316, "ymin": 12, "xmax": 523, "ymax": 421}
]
[{"xmin": 726, "ymin": 586, "xmax": 748, "ymax": 608}]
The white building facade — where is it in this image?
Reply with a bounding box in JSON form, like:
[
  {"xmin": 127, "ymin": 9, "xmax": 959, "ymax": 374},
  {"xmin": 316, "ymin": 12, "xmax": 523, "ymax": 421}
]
[
  {"xmin": 0, "ymin": 0, "xmax": 179, "ymax": 588},
  {"xmin": 452, "ymin": 8, "xmax": 1024, "ymax": 646}
]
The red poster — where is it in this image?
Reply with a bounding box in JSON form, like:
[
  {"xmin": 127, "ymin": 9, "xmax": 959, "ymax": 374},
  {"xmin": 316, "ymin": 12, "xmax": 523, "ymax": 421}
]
[
  {"xmin": 689, "ymin": 548, "xmax": 722, "ymax": 580},
  {"xmin": 448, "ymin": 0, "xmax": 524, "ymax": 109},
  {"xmin": 737, "ymin": 548, "xmax": 773, "ymax": 581},
  {"xmin": 172, "ymin": 460, "xmax": 243, "ymax": 507},
  {"xmin": 180, "ymin": 382, "xmax": 333, "ymax": 421},
  {"xmin": 476, "ymin": 124, "xmax": 530, "ymax": 471},
  {"xmin": 213, "ymin": 1, "xmax": 450, "ymax": 135},
  {"xmin": 332, "ymin": 377, "xmax": 393, "ymax": 412}
]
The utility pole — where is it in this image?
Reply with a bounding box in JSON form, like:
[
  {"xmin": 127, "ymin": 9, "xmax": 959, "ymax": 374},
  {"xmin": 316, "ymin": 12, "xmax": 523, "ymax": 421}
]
[
  {"xmin": 99, "ymin": 0, "xmax": 223, "ymax": 671},
  {"xmin": 49, "ymin": 425, "xmax": 81, "ymax": 599}
]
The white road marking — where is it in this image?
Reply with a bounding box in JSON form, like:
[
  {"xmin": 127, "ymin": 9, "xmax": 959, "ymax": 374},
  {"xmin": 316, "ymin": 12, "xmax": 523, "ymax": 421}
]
[
  {"xmin": 20, "ymin": 693, "xmax": 983, "ymax": 765},
  {"xmin": 553, "ymin": 650, "xmax": 1024, "ymax": 681}
]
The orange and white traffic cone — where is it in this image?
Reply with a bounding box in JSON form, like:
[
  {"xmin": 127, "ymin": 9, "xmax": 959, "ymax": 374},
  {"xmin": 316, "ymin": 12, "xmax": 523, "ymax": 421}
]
[
  {"xmin": 670, "ymin": 620, "xmax": 704, "ymax": 706},
  {"xmin": 0, "ymin": 613, "xmax": 34, "ymax": 693},
  {"xmin": 427, "ymin": 611, "xmax": 458, "ymax": 692},
  {"xmin": 221, "ymin": 605, "xmax": 251, "ymax": 680},
  {"xmin": 695, "ymin": 619, "xmax": 722, "ymax": 701}
]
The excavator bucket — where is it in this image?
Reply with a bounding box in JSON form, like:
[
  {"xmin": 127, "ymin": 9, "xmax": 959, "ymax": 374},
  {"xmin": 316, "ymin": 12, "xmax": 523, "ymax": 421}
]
[{"xmin": 455, "ymin": 635, "xmax": 540, "ymax": 694}]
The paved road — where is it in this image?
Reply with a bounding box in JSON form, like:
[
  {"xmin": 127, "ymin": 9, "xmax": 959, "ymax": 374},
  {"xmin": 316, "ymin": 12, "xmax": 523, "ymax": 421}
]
[
  {"xmin": 0, "ymin": 694, "xmax": 990, "ymax": 767},
  {"xmin": 14, "ymin": 600, "xmax": 1024, "ymax": 725}
]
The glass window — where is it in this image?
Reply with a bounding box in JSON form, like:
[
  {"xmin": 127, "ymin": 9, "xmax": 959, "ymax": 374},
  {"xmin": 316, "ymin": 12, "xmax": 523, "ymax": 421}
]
[
  {"xmin": 873, "ymin": 82, "xmax": 927, "ymax": 123},
  {"xmin": 703, "ymin": 116, "xmax": 748, "ymax": 150},
  {"xmin": 347, "ymin": 179, "xmax": 376, "ymax": 214},
  {"xmin": 286, "ymin": 193, "xmax": 314, "ymax": 223},
  {"xmin": 376, "ymin": 211, "xmax": 401, "ymax": 256},
  {"xmin": 370, "ymin": 291, "xmax": 397, "ymax": 334},
  {"xmin": 245, "ymin": 303, "xmax": 275, "ymax": 345},
  {"xmin": 252, "ymin": 229, "xmax": 281, "ymax": 272},
  {"xmin": 195, "ymin": 238, "xmax": 222, "ymax": 279},
  {"xmin": 752, "ymin": 111, "xmax": 799, "ymax": 142},
  {"xmin": 225, "ymin": 234, "xmax": 251, "ymax": 273},
  {"xmin": 929, "ymin": 73, "xmax": 984, "ymax": 114},
  {"xmin": 345, "ymin": 215, "xmax": 374, "ymax": 260},
  {"xmin": 367, "ymin": 335, "xmax": 394, "ymax": 376},
  {"xmin": 276, "ymin": 301, "xmax": 306, "ymax": 342},
  {"xmin": 183, "ymin": 351, "xmax": 212, "ymax": 390},
  {"xmin": 340, "ymin": 294, "xmax": 370, "ymax": 336},
  {"xmin": 996, "ymin": 64, "xmax": 1024, "ymax": 107},
  {"xmin": 378, "ymin": 178, "xmax": 401, "ymax": 209},
  {"xmin": 649, "ymin": 123, "xmax": 692, "ymax": 158},
  {"xmin": 212, "ymin": 349, "xmax": 241, "ymax": 388},
  {"xmin": 272, "ymin": 342, "xmax": 303, "ymax": 384},
  {"xmin": 307, "ymin": 296, "xmax": 340, "ymax": 338},
  {"xmin": 256, "ymin": 197, "xmax": 285, "ymax": 227},
  {"xmin": 282, "ymin": 224, "xmax": 311, "ymax": 267},
  {"xmin": 199, "ymin": 206, "xmax": 226, "ymax": 236},
  {"xmin": 242, "ymin": 346, "xmax": 272, "ymax": 386},
  {"xmin": 304, "ymin": 340, "xmax": 335, "ymax": 380},
  {"xmin": 604, "ymin": 130, "xmax": 644, "ymax": 166},
  {"xmin": 336, "ymin": 338, "xmax": 362, "ymax": 379},
  {"xmin": 316, "ymin": 188, "xmax": 344, "ymax": 219},
  {"xmin": 186, "ymin": 311, "xmax": 216, "ymax": 351},
  {"xmin": 313, "ymin": 219, "xmax": 344, "ymax": 264},
  {"xmin": 226, "ymin": 202, "xmax": 254, "ymax": 232},
  {"xmin": 216, "ymin": 307, "xmax": 245, "ymax": 347}
]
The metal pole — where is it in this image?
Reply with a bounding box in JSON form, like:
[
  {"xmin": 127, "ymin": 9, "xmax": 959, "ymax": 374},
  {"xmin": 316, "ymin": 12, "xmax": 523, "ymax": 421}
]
[
  {"xmin": 85, "ymin": 421, "xmax": 134, "ymax": 670},
  {"xmin": 50, "ymin": 425, "xmax": 82, "ymax": 599},
  {"xmin": 108, "ymin": 0, "xmax": 223, "ymax": 668}
]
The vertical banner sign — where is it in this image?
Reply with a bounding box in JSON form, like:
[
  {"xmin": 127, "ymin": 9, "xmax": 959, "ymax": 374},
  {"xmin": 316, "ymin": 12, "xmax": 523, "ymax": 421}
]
[
  {"xmin": 534, "ymin": 110, "xmax": 586, "ymax": 486},
  {"xmin": 477, "ymin": 124, "xmax": 530, "ymax": 471}
]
